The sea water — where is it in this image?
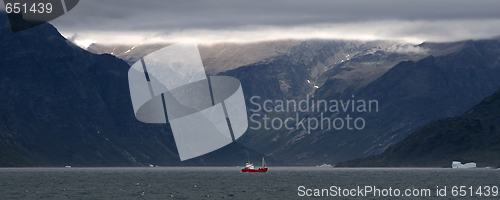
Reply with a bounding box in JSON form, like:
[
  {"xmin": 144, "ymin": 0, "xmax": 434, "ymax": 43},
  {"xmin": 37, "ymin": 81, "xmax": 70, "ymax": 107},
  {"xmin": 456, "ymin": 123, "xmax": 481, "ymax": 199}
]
[{"xmin": 0, "ymin": 167, "xmax": 498, "ymax": 199}]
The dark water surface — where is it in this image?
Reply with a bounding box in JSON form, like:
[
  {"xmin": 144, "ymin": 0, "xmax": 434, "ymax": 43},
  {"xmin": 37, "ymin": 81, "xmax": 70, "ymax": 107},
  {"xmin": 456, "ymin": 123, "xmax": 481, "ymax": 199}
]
[{"xmin": 0, "ymin": 167, "xmax": 499, "ymax": 199}]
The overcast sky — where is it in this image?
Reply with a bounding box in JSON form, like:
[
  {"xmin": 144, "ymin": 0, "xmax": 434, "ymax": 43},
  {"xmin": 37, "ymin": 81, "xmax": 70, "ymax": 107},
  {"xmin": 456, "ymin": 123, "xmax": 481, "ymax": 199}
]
[{"xmin": 27, "ymin": 0, "xmax": 500, "ymax": 46}]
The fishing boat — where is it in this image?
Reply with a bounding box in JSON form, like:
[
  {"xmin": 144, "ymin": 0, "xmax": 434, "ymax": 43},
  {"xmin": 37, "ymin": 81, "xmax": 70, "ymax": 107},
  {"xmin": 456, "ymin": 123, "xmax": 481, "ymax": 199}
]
[{"xmin": 242, "ymin": 157, "xmax": 268, "ymax": 173}]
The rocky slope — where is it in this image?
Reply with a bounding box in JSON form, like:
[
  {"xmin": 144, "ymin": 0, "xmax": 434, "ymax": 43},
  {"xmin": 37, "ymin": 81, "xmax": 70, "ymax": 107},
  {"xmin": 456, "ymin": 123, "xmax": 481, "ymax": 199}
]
[
  {"xmin": 89, "ymin": 35, "xmax": 500, "ymax": 165},
  {"xmin": 231, "ymin": 39, "xmax": 500, "ymax": 165},
  {"xmin": 87, "ymin": 40, "xmax": 304, "ymax": 75},
  {"xmin": 0, "ymin": 13, "xmax": 274, "ymax": 167},
  {"xmin": 337, "ymin": 86, "xmax": 500, "ymax": 167},
  {"xmin": 70, "ymin": 19, "xmax": 500, "ymax": 166}
]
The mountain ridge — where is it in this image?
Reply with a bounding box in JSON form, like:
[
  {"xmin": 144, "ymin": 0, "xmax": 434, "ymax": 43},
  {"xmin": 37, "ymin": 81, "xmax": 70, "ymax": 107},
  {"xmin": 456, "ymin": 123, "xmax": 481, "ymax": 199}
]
[
  {"xmin": 0, "ymin": 13, "xmax": 276, "ymax": 167},
  {"xmin": 336, "ymin": 86, "xmax": 500, "ymax": 167},
  {"xmin": 228, "ymin": 37, "xmax": 500, "ymax": 165}
]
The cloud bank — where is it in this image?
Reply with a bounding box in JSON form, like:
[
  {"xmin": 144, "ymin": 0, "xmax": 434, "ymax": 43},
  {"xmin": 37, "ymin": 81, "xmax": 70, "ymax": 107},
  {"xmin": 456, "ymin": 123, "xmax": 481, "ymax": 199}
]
[{"xmin": 46, "ymin": 0, "xmax": 500, "ymax": 46}]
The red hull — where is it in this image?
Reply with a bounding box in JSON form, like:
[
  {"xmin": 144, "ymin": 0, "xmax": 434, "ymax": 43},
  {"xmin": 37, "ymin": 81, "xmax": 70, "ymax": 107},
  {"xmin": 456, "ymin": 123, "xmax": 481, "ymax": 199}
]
[{"xmin": 241, "ymin": 168, "xmax": 268, "ymax": 173}]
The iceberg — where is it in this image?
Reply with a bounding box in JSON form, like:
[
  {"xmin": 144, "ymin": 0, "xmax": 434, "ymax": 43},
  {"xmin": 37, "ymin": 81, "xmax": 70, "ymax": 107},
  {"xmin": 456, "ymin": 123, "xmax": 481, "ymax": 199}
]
[{"xmin": 452, "ymin": 161, "xmax": 476, "ymax": 168}]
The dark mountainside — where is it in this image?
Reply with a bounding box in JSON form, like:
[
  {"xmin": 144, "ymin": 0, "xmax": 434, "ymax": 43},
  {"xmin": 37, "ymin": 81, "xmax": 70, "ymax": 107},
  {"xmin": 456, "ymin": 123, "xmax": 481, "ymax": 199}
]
[
  {"xmin": 224, "ymin": 39, "xmax": 500, "ymax": 165},
  {"xmin": 337, "ymin": 86, "xmax": 500, "ymax": 167},
  {"xmin": 83, "ymin": 35, "xmax": 500, "ymax": 166},
  {"xmin": 0, "ymin": 14, "xmax": 275, "ymax": 167},
  {"xmin": 310, "ymin": 40, "xmax": 500, "ymax": 162},
  {"xmin": 5, "ymin": 11, "xmax": 500, "ymax": 167}
]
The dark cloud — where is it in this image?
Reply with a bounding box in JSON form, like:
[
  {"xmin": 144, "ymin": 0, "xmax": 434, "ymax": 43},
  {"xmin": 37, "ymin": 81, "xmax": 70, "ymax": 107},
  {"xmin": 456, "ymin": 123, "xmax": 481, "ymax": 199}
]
[
  {"xmin": 47, "ymin": 0, "xmax": 500, "ymax": 45},
  {"xmin": 52, "ymin": 0, "xmax": 500, "ymax": 30}
]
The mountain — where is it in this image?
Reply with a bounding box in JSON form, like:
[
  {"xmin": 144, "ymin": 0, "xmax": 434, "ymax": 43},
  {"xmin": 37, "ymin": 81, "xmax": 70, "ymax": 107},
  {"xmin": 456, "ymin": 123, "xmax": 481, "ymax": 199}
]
[
  {"xmin": 87, "ymin": 40, "xmax": 303, "ymax": 75},
  {"xmin": 223, "ymin": 38, "xmax": 500, "ymax": 165},
  {"xmin": 336, "ymin": 86, "xmax": 500, "ymax": 167},
  {"xmin": 0, "ymin": 13, "xmax": 276, "ymax": 167},
  {"xmin": 91, "ymin": 35, "xmax": 500, "ymax": 166}
]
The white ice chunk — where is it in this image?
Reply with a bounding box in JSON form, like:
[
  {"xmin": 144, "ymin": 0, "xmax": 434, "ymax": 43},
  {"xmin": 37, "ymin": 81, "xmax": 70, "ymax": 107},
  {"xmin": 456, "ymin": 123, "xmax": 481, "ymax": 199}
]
[{"xmin": 452, "ymin": 161, "xmax": 477, "ymax": 168}]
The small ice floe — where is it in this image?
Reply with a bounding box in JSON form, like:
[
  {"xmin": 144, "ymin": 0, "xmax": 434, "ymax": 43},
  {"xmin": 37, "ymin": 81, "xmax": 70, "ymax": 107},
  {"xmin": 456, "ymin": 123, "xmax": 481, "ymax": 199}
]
[
  {"xmin": 452, "ymin": 161, "xmax": 476, "ymax": 168},
  {"xmin": 316, "ymin": 164, "xmax": 333, "ymax": 168},
  {"xmin": 65, "ymin": 165, "xmax": 71, "ymax": 168}
]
